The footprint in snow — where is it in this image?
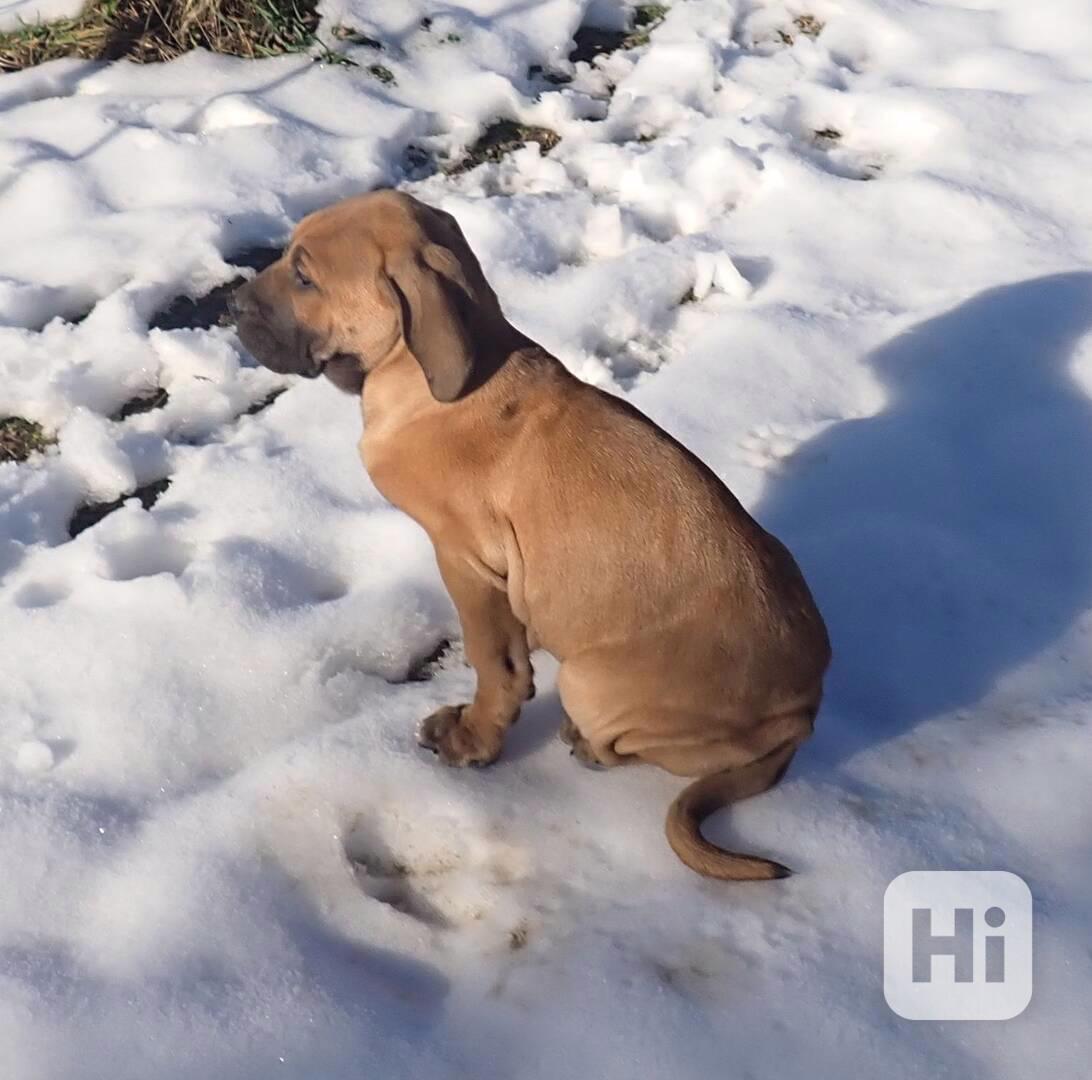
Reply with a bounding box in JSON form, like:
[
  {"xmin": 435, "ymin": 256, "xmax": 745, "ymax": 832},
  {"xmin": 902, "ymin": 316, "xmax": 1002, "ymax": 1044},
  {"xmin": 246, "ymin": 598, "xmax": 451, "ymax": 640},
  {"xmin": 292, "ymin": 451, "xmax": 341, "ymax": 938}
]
[
  {"xmin": 738, "ymin": 423, "xmax": 802, "ymax": 470},
  {"xmin": 98, "ymin": 532, "xmax": 192, "ymax": 582},
  {"xmin": 808, "ymin": 128, "xmax": 885, "ymax": 182},
  {"xmin": 13, "ymin": 580, "xmax": 71, "ymax": 609},
  {"xmin": 344, "ymin": 818, "xmax": 530, "ymax": 935}
]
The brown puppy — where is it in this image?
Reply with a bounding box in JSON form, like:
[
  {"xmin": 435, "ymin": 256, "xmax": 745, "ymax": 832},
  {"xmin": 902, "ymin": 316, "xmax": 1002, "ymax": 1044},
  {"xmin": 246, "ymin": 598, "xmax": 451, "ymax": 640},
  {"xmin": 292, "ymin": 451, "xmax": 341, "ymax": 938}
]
[{"xmin": 232, "ymin": 190, "xmax": 831, "ymax": 881}]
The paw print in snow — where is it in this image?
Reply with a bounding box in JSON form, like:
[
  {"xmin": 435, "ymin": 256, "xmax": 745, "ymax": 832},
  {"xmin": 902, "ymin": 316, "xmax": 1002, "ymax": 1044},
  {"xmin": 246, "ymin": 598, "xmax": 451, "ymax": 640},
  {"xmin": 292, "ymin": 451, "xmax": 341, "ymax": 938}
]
[{"xmin": 738, "ymin": 423, "xmax": 801, "ymax": 470}]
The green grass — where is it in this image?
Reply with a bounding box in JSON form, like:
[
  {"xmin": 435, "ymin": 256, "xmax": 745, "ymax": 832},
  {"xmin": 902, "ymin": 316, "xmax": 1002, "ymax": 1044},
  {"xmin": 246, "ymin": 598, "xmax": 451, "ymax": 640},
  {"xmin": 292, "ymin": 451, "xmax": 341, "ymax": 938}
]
[
  {"xmin": 634, "ymin": 4, "xmax": 668, "ymax": 29},
  {"xmin": 624, "ymin": 4, "xmax": 669, "ymax": 46},
  {"xmin": 0, "ymin": 0, "xmax": 324, "ymax": 72}
]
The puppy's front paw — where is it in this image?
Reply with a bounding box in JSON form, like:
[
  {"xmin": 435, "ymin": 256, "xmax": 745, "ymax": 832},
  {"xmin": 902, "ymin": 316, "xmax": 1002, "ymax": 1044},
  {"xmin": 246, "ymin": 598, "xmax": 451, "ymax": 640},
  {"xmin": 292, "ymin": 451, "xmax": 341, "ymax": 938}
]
[{"xmin": 417, "ymin": 705, "xmax": 502, "ymax": 768}]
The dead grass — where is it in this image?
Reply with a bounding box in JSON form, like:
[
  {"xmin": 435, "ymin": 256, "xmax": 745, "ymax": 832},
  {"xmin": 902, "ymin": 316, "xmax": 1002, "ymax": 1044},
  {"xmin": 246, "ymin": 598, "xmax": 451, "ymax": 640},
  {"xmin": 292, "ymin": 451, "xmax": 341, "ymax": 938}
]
[
  {"xmin": 0, "ymin": 0, "xmax": 322, "ymax": 72},
  {"xmin": 0, "ymin": 417, "xmax": 53, "ymax": 464},
  {"xmin": 793, "ymin": 13, "xmax": 824, "ymax": 38},
  {"xmin": 777, "ymin": 14, "xmax": 825, "ymax": 45},
  {"xmin": 448, "ymin": 120, "xmax": 560, "ymax": 175},
  {"xmin": 330, "ymin": 24, "xmax": 380, "ymax": 49}
]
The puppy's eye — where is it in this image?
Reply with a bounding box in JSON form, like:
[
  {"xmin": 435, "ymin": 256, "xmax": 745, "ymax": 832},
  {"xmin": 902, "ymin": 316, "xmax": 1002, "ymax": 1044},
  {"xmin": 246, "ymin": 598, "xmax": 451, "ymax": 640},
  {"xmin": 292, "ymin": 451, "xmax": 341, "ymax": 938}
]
[{"xmin": 295, "ymin": 265, "xmax": 315, "ymax": 289}]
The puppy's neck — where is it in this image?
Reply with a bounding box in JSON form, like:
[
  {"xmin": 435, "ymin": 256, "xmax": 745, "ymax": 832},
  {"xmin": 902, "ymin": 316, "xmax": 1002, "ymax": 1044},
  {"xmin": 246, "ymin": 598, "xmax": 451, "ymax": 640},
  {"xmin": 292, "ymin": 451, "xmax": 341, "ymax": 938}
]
[
  {"xmin": 360, "ymin": 340, "xmax": 433, "ymax": 432},
  {"xmin": 361, "ymin": 318, "xmax": 530, "ymax": 428}
]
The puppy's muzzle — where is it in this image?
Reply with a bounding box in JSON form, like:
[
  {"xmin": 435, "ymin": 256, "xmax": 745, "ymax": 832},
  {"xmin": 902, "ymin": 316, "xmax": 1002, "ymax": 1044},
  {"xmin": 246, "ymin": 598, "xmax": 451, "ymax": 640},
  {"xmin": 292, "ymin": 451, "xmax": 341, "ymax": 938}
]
[{"xmin": 230, "ymin": 283, "xmax": 325, "ymax": 379}]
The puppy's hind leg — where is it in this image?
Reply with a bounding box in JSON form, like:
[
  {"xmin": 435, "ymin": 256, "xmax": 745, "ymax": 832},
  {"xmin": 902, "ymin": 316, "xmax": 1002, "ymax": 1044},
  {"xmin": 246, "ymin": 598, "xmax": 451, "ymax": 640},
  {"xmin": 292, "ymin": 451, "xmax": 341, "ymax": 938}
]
[
  {"xmin": 556, "ymin": 663, "xmax": 638, "ymax": 771},
  {"xmin": 559, "ymin": 713, "xmax": 612, "ymax": 770}
]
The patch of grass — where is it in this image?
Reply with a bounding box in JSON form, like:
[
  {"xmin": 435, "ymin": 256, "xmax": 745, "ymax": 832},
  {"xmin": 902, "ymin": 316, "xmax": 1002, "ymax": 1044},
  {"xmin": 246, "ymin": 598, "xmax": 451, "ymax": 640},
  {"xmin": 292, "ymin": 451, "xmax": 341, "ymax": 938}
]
[
  {"xmin": 401, "ymin": 638, "xmax": 454, "ymax": 683},
  {"xmin": 151, "ymin": 245, "xmax": 281, "ymax": 332},
  {"xmin": 112, "ymin": 387, "xmax": 169, "ymax": 421},
  {"xmin": 68, "ymin": 476, "xmax": 170, "ymax": 538},
  {"xmin": 528, "ymin": 62, "xmax": 572, "ymax": 85},
  {"xmin": 570, "ymin": 4, "xmax": 668, "ymax": 63},
  {"xmin": 569, "ymin": 26, "xmax": 627, "ymax": 63},
  {"xmin": 0, "ymin": 0, "xmax": 322, "ymax": 72},
  {"xmin": 794, "ymin": 13, "xmax": 824, "ymax": 37},
  {"xmin": 634, "ymin": 4, "xmax": 668, "ymax": 27},
  {"xmin": 0, "ymin": 417, "xmax": 53, "ymax": 464},
  {"xmin": 0, "ymin": 8, "xmax": 108, "ymax": 69},
  {"xmin": 627, "ymin": 3, "xmax": 667, "ymax": 44},
  {"xmin": 778, "ymin": 13, "xmax": 824, "ymax": 44},
  {"xmin": 315, "ymin": 47, "xmax": 357, "ymax": 67},
  {"xmin": 241, "ymin": 386, "xmax": 287, "ymax": 416},
  {"xmin": 152, "ymin": 279, "xmax": 241, "ymax": 330},
  {"xmin": 417, "ymin": 18, "xmax": 461, "ymax": 45},
  {"xmin": 366, "ymin": 62, "xmax": 395, "ymax": 85},
  {"xmin": 331, "ymin": 24, "xmax": 381, "ymax": 49},
  {"xmin": 448, "ymin": 119, "xmax": 560, "ymax": 174}
]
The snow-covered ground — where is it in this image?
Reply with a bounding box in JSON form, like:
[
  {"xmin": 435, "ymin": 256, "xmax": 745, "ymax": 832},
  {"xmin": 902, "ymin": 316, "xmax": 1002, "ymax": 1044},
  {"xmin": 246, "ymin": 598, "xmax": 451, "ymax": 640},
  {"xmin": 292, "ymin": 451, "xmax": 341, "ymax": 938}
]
[{"xmin": 2, "ymin": 0, "xmax": 1091, "ymax": 1076}]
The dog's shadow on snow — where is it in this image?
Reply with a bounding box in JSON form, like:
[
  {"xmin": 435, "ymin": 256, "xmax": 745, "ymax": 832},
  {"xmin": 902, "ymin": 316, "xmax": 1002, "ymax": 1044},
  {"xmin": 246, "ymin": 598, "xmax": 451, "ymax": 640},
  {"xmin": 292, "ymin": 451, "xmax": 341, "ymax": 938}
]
[{"xmin": 755, "ymin": 272, "xmax": 1092, "ymax": 767}]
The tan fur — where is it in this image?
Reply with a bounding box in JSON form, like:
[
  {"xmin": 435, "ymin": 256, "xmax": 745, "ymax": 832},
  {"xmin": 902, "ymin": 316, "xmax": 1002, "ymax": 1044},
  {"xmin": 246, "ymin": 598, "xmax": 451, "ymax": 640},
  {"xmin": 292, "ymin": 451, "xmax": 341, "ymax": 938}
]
[{"xmin": 232, "ymin": 190, "xmax": 832, "ymax": 881}]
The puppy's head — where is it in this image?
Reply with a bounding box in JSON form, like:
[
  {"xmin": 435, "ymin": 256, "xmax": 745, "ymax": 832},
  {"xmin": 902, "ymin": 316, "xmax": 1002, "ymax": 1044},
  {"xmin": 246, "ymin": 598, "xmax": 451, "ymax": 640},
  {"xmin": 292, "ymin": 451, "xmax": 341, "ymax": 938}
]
[{"xmin": 231, "ymin": 190, "xmax": 502, "ymax": 400}]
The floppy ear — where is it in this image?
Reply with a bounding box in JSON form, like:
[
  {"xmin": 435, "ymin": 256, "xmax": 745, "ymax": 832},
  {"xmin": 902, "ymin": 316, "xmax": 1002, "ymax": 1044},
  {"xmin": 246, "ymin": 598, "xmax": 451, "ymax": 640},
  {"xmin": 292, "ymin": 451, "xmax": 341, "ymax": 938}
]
[{"xmin": 386, "ymin": 243, "xmax": 476, "ymax": 402}]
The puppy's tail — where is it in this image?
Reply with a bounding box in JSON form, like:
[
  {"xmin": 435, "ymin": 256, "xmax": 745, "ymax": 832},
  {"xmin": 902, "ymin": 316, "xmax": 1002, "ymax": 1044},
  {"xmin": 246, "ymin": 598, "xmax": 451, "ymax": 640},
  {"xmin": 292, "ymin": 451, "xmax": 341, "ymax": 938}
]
[{"xmin": 665, "ymin": 738, "xmax": 800, "ymax": 881}]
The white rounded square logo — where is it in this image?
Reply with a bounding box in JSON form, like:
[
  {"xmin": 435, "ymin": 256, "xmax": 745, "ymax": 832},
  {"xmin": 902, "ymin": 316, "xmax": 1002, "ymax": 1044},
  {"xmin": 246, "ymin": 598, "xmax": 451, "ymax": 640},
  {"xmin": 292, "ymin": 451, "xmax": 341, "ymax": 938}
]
[{"xmin": 884, "ymin": 870, "xmax": 1033, "ymax": 1020}]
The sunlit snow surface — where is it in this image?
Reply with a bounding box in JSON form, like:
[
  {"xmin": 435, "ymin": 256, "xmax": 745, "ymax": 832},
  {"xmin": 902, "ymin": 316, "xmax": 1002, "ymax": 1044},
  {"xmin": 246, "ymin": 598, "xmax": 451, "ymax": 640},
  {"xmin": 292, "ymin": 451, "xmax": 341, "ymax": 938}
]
[{"xmin": 1, "ymin": 1, "xmax": 1091, "ymax": 1076}]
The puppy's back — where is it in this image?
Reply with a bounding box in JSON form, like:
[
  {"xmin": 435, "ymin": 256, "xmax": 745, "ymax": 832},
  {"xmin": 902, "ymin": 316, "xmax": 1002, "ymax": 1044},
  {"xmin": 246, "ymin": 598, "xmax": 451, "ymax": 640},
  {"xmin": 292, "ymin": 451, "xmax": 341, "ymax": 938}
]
[{"xmin": 501, "ymin": 354, "xmax": 829, "ymax": 683}]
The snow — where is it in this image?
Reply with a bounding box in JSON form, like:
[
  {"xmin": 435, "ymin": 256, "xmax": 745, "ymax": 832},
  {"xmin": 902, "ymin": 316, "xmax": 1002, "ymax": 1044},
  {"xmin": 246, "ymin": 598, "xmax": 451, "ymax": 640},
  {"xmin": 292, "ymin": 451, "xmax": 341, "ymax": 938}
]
[{"xmin": 1, "ymin": 0, "xmax": 1091, "ymax": 1077}]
